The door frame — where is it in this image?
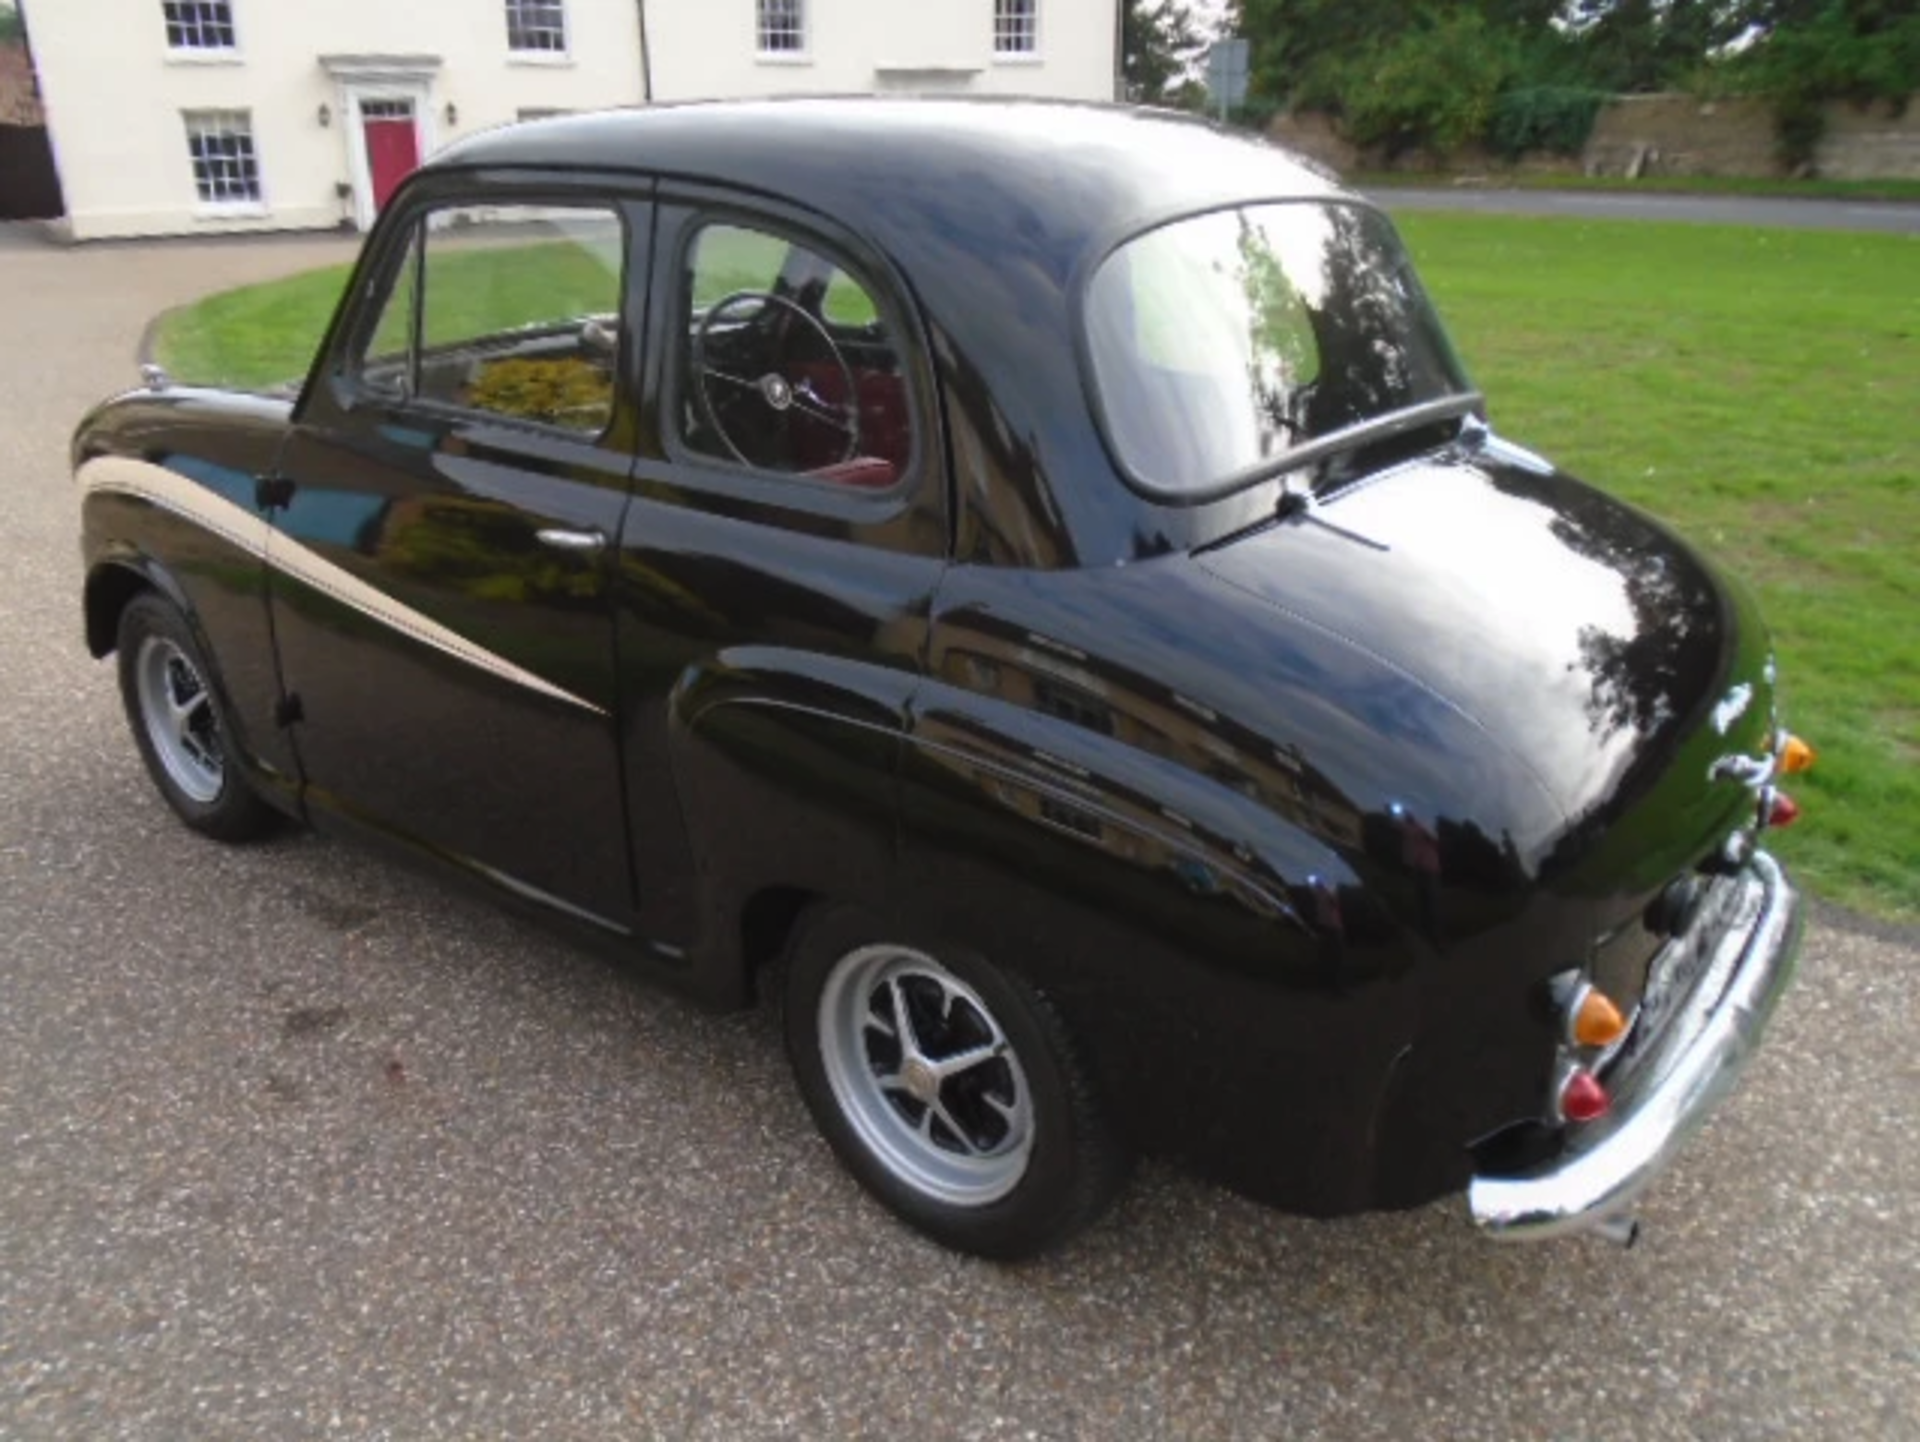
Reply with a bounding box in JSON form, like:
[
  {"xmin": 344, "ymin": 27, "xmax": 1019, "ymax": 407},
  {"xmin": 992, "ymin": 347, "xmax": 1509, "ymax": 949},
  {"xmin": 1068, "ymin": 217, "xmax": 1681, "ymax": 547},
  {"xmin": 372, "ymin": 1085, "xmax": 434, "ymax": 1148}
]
[
  {"xmin": 279, "ymin": 170, "xmax": 658, "ymax": 930},
  {"xmin": 322, "ymin": 55, "xmax": 440, "ymax": 232}
]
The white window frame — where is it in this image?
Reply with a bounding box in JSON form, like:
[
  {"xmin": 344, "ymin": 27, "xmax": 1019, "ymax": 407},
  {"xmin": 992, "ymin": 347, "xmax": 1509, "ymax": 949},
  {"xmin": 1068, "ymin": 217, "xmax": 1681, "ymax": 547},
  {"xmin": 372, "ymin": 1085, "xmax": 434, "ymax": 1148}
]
[
  {"xmin": 993, "ymin": 0, "xmax": 1041, "ymax": 61},
  {"xmin": 756, "ymin": 0, "xmax": 809, "ymax": 64},
  {"xmin": 505, "ymin": 0, "xmax": 571, "ymax": 62},
  {"xmin": 161, "ymin": 0, "xmax": 240, "ymax": 62},
  {"xmin": 182, "ymin": 109, "xmax": 265, "ymax": 215}
]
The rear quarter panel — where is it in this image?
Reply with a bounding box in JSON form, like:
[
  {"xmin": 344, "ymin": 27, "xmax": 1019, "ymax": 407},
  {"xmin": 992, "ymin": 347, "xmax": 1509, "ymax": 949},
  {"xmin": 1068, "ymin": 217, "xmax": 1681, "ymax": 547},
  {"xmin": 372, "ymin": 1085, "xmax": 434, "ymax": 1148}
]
[{"xmin": 894, "ymin": 555, "xmax": 1577, "ymax": 1214}]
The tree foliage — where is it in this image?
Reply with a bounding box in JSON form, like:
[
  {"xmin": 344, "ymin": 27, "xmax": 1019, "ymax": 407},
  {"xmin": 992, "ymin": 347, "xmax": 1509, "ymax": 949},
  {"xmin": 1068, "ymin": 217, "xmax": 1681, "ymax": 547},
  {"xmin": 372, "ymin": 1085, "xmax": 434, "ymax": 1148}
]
[
  {"xmin": 1227, "ymin": 0, "xmax": 1920, "ymax": 168},
  {"xmin": 1123, "ymin": 0, "xmax": 1210, "ymax": 107},
  {"xmin": 1735, "ymin": 2, "xmax": 1920, "ymax": 165},
  {"xmin": 0, "ymin": 4, "xmax": 25, "ymax": 46},
  {"xmin": 1323, "ymin": 11, "xmax": 1526, "ymax": 156}
]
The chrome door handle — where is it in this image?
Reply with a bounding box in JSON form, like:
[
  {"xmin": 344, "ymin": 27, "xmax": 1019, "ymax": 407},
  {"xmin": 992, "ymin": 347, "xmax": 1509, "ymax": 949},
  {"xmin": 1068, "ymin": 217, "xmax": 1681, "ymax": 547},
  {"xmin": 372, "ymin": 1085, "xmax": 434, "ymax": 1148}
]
[{"xmin": 535, "ymin": 527, "xmax": 606, "ymax": 553}]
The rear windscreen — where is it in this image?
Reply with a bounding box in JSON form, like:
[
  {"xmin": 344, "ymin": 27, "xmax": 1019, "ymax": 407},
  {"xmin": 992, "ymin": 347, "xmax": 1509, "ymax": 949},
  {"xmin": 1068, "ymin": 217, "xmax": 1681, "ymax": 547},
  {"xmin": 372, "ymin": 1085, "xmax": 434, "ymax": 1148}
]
[{"xmin": 1084, "ymin": 201, "xmax": 1472, "ymax": 496}]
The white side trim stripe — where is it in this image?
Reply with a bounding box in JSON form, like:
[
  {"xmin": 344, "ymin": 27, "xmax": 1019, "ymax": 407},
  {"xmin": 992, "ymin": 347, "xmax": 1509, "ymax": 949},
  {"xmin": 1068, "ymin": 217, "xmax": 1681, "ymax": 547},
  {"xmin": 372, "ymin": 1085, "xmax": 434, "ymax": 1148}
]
[{"xmin": 81, "ymin": 456, "xmax": 607, "ymax": 718}]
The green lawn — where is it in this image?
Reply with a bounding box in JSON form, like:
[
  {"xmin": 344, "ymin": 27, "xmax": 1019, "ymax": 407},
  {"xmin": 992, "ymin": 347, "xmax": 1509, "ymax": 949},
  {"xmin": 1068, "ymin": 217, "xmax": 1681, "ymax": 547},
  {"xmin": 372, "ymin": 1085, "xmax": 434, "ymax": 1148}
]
[
  {"xmin": 152, "ymin": 259, "xmax": 357, "ymax": 389},
  {"xmin": 152, "ymin": 214, "xmax": 1918, "ymax": 918},
  {"xmin": 1396, "ymin": 213, "xmax": 1918, "ymax": 919}
]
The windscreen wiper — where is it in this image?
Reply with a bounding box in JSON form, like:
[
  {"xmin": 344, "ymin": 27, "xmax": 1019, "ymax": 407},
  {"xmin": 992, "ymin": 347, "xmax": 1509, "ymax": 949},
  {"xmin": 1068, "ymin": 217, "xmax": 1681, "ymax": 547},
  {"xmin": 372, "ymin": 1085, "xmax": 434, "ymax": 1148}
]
[
  {"xmin": 1193, "ymin": 394, "xmax": 1483, "ymax": 556},
  {"xmin": 1274, "ymin": 477, "xmax": 1389, "ymax": 552}
]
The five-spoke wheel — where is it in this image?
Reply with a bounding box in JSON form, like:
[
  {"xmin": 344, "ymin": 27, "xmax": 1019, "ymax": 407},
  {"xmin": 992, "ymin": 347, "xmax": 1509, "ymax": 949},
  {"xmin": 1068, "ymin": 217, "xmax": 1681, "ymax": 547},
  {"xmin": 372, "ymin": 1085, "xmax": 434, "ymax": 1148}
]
[
  {"xmin": 133, "ymin": 632, "xmax": 224, "ymax": 804},
  {"xmin": 784, "ymin": 906, "xmax": 1128, "ymax": 1259},
  {"xmin": 817, "ymin": 944, "xmax": 1035, "ymax": 1206},
  {"xmin": 115, "ymin": 591, "xmax": 276, "ymax": 842}
]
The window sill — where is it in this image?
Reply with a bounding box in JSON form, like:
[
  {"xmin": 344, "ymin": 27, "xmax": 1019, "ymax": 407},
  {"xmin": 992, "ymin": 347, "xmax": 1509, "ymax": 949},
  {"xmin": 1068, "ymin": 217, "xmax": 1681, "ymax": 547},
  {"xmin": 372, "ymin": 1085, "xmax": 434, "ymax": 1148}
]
[
  {"xmin": 755, "ymin": 53, "xmax": 814, "ymax": 66},
  {"xmin": 507, "ymin": 51, "xmax": 576, "ymax": 67},
  {"xmin": 992, "ymin": 53, "xmax": 1045, "ymax": 66},
  {"xmin": 194, "ymin": 202, "xmax": 269, "ymax": 220},
  {"xmin": 165, "ymin": 50, "xmax": 245, "ymax": 66}
]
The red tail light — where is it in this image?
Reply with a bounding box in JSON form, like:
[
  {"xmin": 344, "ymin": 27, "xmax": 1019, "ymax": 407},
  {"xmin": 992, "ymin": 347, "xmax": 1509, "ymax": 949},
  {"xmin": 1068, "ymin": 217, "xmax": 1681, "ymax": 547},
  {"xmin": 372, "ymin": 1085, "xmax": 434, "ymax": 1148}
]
[
  {"xmin": 1767, "ymin": 791, "xmax": 1801, "ymax": 829},
  {"xmin": 1558, "ymin": 1068, "xmax": 1611, "ymax": 1123}
]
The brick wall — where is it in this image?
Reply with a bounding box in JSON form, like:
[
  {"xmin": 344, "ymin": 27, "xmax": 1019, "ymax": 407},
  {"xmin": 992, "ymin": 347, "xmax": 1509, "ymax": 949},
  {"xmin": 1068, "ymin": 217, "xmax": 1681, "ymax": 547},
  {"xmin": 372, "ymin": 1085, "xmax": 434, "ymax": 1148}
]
[
  {"xmin": 1583, "ymin": 94, "xmax": 1778, "ymax": 176},
  {"xmin": 1816, "ymin": 100, "xmax": 1920, "ymax": 181},
  {"xmin": 0, "ymin": 43, "xmax": 41, "ymax": 127},
  {"xmin": 1270, "ymin": 93, "xmax": 1920, "ymax": 182}
]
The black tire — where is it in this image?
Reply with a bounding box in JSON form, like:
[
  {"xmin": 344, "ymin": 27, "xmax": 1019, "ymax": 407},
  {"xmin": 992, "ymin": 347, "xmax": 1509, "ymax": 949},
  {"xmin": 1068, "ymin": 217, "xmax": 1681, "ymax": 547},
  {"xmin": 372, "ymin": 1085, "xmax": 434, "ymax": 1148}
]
[
  {"xmin": 115, "ymin": 592, "xmax": 277, "ymax": 843},
  {"xmin": 782, "ymin": 904, "xmax": 1129, "ymax": 1260}
]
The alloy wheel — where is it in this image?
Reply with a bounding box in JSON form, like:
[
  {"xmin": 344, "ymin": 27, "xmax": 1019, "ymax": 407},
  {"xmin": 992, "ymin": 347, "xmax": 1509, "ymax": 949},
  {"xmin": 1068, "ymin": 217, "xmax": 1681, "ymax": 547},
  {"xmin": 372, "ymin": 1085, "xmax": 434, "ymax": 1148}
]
[
  {"xmin": 816, "ymin": 944, "xmax": 1035, "ymax": 1206},
  {"xmin": 134, "ymin": 634, "xmax": 224, "ymax": 804}
]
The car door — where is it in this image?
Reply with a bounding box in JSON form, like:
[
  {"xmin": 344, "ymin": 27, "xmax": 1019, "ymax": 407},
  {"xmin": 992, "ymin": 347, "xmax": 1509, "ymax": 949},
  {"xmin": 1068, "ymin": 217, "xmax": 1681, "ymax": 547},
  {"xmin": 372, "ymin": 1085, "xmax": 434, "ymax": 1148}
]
[
  {"xmin": 267, "ymin": 180, "xmax": 651, "ymax": 926},
  {"xmin": 612, "ymin": 191, "xmax": 949, "ymax": 952}
]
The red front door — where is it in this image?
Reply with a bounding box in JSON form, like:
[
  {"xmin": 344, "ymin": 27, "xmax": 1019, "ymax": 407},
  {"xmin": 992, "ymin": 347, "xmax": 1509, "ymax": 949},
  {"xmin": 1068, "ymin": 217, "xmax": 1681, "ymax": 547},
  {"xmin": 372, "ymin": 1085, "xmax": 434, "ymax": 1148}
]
[{"xmin": 363, "ymin": 110, "xmax": 419, "ymax": 213}]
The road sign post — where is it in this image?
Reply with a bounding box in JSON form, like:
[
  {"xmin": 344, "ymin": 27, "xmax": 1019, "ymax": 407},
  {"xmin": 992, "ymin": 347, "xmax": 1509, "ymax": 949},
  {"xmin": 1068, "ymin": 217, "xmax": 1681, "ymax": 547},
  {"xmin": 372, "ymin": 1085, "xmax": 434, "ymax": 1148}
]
[{"xmin": 1206, "ymin": 38, "xmax": 1250, "ymax": 122}]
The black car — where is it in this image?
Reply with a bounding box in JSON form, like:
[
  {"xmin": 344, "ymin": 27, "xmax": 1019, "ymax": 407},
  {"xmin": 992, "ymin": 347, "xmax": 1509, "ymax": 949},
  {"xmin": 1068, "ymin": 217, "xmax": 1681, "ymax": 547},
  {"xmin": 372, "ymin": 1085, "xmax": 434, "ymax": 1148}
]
[{"xmin": 74, "ymin": 99, "xmax": 1808, "ymax": 1259}]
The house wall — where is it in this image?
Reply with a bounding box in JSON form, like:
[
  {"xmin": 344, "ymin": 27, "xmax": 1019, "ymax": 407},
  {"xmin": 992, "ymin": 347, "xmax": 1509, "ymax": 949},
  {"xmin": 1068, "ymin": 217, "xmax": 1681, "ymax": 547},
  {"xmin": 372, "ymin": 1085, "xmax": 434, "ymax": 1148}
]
[
  {"xmin": 639, "ymin": 0, "xmax": 1117, "ymax": 103},
  {"xmin": 27, "ymin": 1, "xmax": 1119, "ymax": 241},
  {"xmin": 24, "ymin": 0, "xmax": 645, "ymax": 240}
]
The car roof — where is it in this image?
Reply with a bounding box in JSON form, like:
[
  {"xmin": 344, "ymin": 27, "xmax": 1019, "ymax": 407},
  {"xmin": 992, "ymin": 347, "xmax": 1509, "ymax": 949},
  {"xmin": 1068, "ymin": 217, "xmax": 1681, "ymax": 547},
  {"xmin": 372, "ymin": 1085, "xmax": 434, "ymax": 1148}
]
[
  {"xmin": 433, "ymin": 99, "xmax": 1354, "ymax": 567},
  {"xmin": 435, "ymin": 97, "xmax": 1343, "ymax": 249}
]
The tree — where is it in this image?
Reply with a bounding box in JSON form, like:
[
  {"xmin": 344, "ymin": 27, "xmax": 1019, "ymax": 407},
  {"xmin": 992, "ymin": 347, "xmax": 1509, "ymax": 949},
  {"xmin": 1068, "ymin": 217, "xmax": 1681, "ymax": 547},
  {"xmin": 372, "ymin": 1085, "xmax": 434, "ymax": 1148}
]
[
  {"xmin": 1732, "ymin": 1, "xmax": 1920, "ymax": 167},
  {"xmin": 1231, "ymin": 0, "xmax": 1431, "ymax": 106},
  {"xmin": 1560, "ymin": 0, "xmax": 1753, "ymax": 91},
  {"xmin": 0, "ymin": 4, "xmax": 24, "ymax": 46},
  {"xmin": 1124, "ymin": 0, "xmax": 1210, "ymax": 106}
]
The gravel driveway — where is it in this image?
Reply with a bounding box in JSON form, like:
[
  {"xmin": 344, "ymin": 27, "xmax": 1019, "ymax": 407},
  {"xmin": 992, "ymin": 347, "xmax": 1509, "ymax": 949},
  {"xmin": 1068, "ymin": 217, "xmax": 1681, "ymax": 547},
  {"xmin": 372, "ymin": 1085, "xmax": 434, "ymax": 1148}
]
[{"xmin": 2, "ymin": 226, "xmax": 1915, "ymax": 1441}]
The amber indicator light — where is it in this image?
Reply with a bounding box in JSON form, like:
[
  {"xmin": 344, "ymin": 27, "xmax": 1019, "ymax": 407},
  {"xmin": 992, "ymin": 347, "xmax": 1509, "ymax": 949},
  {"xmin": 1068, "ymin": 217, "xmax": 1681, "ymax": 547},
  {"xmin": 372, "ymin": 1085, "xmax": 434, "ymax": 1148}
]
[
  {"xmin": 1779, "ymin": 735, "xmax": 1816, "ymax": 774},
  {"xmin": 1573, "ymin": 988, "xmax": 1629, "ymax": 1048}
]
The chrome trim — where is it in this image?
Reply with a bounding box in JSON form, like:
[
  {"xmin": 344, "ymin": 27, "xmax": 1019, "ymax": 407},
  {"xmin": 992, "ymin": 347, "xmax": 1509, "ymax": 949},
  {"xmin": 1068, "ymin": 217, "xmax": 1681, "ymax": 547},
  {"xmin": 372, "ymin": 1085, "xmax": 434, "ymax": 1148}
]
[
  {"xmin": 534, "ymin": 526, "xmax": 607, "ymax": 553},
  {"xmin": 1468, "ymin": 850, "xmax": 1801, "ymax": 1241},
  {"xmin": 1709, "ymin": 751, "xmax": 1774, "ymax": 789},
  {"xmin": 1589, "ymin": 1214, "xmax": 1641, "ymax": 1249},
  {"xmin": 1550, "ymin": 972, "xmax": 1592, "ymax": 1051},
  {"xmin": 1711, "ymin": 681, "xmax": 1754, "ymax": 734},
  {"xmin": 81, "ymin": 456, "xmax": 607, "ymax": 718}
]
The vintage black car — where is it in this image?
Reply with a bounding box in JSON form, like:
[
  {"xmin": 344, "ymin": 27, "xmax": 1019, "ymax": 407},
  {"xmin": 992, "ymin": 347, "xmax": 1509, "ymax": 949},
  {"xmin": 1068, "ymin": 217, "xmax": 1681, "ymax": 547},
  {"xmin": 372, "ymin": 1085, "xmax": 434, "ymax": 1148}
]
[{"xmin": 74, "ymin": 99, "xmax": 1808, "ymax": 1259}]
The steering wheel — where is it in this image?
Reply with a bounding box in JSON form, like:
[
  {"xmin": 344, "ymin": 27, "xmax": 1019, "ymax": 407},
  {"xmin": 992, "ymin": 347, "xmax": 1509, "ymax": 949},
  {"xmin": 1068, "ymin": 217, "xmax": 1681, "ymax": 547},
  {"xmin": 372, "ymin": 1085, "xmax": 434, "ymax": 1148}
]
[{"xmin": 692, "ymin": 290, "xmax": 861, "ymax": 470}]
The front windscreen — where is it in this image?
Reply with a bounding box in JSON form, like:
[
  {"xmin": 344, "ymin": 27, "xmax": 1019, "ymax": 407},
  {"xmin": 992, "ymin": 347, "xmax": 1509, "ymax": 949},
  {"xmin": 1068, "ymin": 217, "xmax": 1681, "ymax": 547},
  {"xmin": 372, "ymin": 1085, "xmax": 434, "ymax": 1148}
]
[{"xmin": 1084, "ymin": 201, "xmax": 1473, "ymax": 496}]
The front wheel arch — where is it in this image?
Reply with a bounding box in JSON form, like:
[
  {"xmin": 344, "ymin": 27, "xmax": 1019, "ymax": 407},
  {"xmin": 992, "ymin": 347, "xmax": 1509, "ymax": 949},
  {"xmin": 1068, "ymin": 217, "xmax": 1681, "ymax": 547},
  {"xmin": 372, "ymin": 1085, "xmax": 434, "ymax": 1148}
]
[
  {"xmin": 84, "ymin": 558, "xmax": 165, "ymax": 658},
  {"xmin": 114, "ymin": 590, "xmax": 279, "ymax": 843}
]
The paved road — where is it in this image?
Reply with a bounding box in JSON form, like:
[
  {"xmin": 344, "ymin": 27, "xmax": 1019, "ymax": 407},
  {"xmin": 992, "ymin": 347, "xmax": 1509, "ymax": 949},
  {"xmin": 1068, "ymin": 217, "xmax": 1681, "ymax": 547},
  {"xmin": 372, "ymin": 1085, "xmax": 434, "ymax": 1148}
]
[
  {"xmin": 2, "ymin": 232, "xmax": 1916, "ymax": 1441},
  {"xmin": 1371, "ymin": 186, "xmax": 1920, "ymax": 233}
]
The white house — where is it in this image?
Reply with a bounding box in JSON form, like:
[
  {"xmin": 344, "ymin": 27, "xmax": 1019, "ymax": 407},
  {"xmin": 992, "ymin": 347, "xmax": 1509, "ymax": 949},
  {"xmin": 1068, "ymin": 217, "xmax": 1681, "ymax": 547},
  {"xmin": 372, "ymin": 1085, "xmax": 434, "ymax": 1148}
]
[
  {"xmin": 646, "ymin": 1, "xmax": 1119, "ymax": 106},
  {"xmin": 22, "ymin": 1, "xmax": 1120, "ymax": 241}
]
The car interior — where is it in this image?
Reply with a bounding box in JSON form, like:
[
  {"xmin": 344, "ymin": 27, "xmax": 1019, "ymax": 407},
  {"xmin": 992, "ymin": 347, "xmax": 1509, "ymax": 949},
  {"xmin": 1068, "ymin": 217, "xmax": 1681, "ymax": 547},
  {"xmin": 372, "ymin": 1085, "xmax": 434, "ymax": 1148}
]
[{"xmin": 679, "ymin": 229, "xmax": 912, "ymax": 489}]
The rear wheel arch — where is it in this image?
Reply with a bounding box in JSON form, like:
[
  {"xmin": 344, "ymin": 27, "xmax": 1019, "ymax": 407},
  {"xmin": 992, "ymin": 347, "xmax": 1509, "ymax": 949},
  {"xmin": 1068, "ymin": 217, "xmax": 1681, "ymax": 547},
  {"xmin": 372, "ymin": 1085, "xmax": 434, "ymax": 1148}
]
[
  {"xmin": 740, "ymin": 883, "xmax": 821, "ymax": 1006},
  {"xmin": 778, "ymin": 899, "xmax": 1131, "ymax": 1257}
]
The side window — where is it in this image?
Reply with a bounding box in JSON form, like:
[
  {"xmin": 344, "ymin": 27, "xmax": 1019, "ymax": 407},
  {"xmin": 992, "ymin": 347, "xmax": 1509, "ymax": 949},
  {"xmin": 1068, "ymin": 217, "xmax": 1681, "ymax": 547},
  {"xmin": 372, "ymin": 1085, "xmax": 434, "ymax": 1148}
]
[
  {"xmin": 354, "ymin": 202, "xmax": 625, "ymax": 436},
  {"xmin": 678, "ymin": 221, "xmax": 912, "ymax": 488},
  {"xmin": 360, "ymin": 224, "xmax": 419, "ymax": 397}
]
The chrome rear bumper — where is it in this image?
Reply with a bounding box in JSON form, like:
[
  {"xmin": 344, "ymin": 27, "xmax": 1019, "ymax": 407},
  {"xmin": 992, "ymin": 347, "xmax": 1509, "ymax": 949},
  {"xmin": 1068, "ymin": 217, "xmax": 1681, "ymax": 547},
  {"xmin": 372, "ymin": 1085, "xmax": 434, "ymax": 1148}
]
[{"xmin": 1468, "ymin": 850, "xmax": 1802, "ymax": 1241}]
